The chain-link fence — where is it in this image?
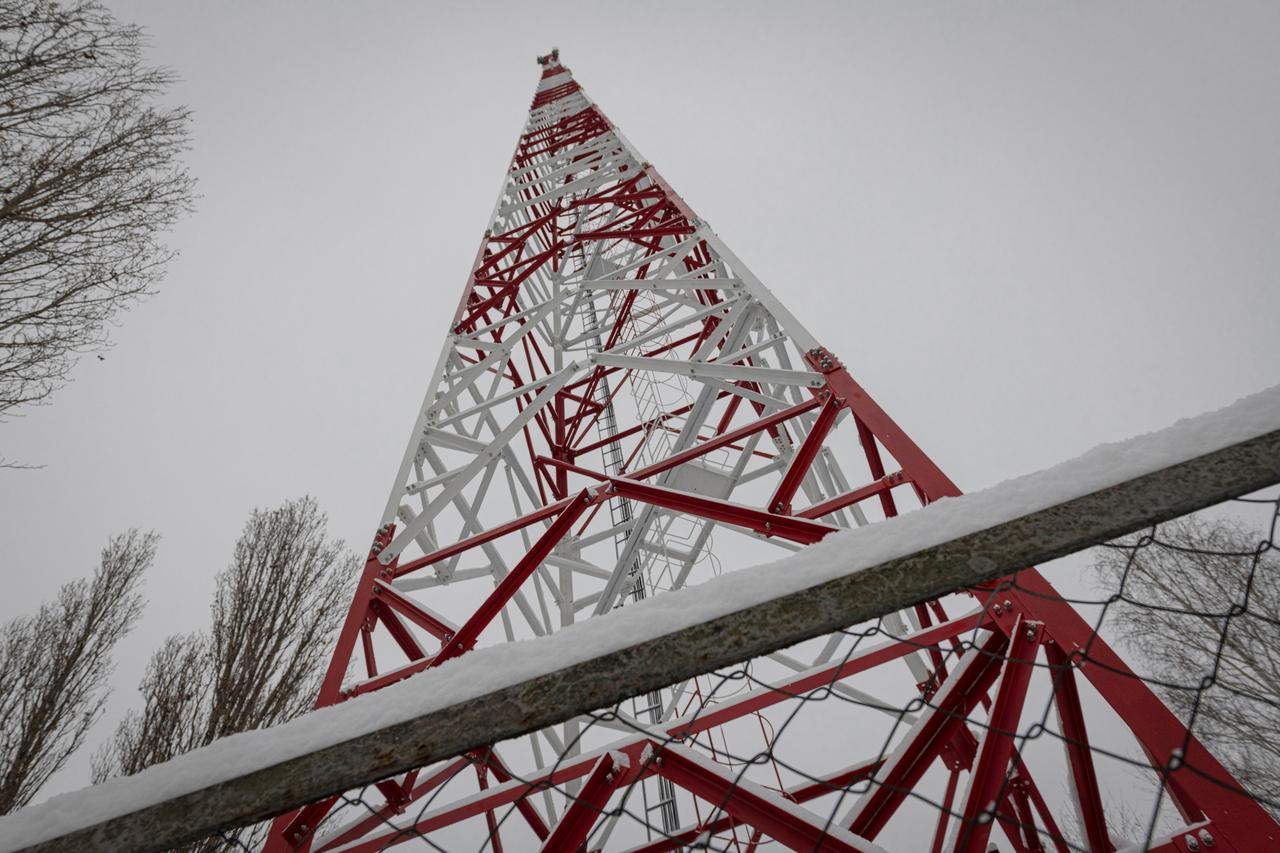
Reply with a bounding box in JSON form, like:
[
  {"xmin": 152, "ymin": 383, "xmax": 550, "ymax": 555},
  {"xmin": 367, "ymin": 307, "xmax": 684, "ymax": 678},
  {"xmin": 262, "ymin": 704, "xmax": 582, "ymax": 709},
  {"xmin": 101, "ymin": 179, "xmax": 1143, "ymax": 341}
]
[{"xmin": 206, "ymin": 491, "xmax": 1278, "ymax": 852}]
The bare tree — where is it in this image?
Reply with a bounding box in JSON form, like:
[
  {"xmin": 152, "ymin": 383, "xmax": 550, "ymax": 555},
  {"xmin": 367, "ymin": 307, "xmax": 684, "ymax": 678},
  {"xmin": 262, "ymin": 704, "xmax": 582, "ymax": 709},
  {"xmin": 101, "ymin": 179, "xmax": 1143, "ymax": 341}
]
[
  {"xmin": 0, "ymin": 0, "xmax": 194, "ymax": 417},
  {"xmin": 0, "ymin": 529, "xmax": 154, "ymax": 814},
  {"xmin": 94, "ymin": 497, "xmax": 355, "ymax": 849},
  {"xmin": 1094, "ymin": 514, "xmax": 1280, "ymax": 816}
]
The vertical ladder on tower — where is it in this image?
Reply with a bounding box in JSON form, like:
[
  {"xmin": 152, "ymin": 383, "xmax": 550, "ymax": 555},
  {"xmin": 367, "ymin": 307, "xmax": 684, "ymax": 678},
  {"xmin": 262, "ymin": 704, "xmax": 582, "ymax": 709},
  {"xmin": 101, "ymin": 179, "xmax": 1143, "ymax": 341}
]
[{"xmin": 581, "ymin": 289, "xmax": 682, "ymax": 838}]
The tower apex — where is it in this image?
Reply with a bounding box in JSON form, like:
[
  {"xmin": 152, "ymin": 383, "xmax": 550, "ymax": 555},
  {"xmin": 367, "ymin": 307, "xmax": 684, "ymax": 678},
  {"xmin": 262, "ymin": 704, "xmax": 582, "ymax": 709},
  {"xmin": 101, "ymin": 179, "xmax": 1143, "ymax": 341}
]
[{"xmin": 536, "ymin": 47, "xmax": 560, "ymax": 66}]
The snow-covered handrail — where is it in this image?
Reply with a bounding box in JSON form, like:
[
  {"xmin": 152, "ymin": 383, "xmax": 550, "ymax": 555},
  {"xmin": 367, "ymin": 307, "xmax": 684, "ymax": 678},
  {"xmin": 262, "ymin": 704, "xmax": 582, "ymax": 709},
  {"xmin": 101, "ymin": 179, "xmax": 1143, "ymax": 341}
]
[{"xmin": 4, "ymin": 385, "xmax": 1280, "ymax": 853}]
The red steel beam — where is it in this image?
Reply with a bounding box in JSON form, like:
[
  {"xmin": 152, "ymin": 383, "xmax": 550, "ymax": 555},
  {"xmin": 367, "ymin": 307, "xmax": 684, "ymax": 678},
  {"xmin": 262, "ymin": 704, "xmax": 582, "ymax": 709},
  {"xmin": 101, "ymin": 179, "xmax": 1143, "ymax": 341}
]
[
  {"xmin": 373, "ymin": 603, "xmax": 428, "ymax": 662},
  {"xmin": 314, "ymin": 757, "xmax": 471, "ymax": 851},
  {"xmin": 539, "ymin": 751, "xmax": 624, "ymax": 852},
  {"xmin": 535, "ymin": 456, "xmax": 840, "ymax": 545},
  {"xmin": 311, "ymin": 524, "xmax": 398, "ymax": 707},
  {"xmin": 393, "ymin": 498, "xmax": 570, "ymax": 578},
  {"xmin": 768, "ymin": 392, "xmax": 842, "ymax": 515},
  {"xmin": 434, "ymin": 491, "xmax": 591, "ymax": 666},
  {"xmin": 548, "ymin": 396, "xmax": 819, "ymax": 490},
  {"xmin": 805, "ymin": 347, "xmax": 960, "ymax": 504},
  {"xmin": 952, "ymin": 620, "xmax": 1042, "ymax": 853},
  {"xmin": 373, "ymin": 581, "xmax": 454, "ymax": 641},
  {"xmin": 797, "ymin": 470, "xmax": 906, "ymax": 520},
  {"xmin": 483, "ymin": 752, "xmax": 552, "ymax": 841},
  {"xmin": 607, "ymin": 476, "xmax": 837, "ymax": 544},
  {"xmin": 622, "ymin": 758, "xmax": 883, "ymax": 853},
  {"xmin": 1044, "ymin": 643, "xmax": 1112, "ymax": 853},
  {"xmin": 930, "ymin": 769, "xmax": 961, "ymax": 853},
  {"xmin": 650, "ymin": 743, "xmax": 869, "ymax": 853},
  {"xmin": 475, "ymin": 765, "xmax": 505, "ymax": 853},
  {"xmin": 847, "ymin": 628, "xmax": 1009, "ymax": 840},
  {"xmin": 626, "ymin": 396, "xmax": 820, "ymax": 482}
]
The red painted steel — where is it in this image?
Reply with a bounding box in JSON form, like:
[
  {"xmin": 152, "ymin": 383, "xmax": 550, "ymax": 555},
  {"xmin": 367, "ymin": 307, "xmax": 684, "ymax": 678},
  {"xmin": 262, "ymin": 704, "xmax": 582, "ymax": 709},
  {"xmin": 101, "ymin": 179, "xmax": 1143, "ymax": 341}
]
[
  {"xmin": 847, "ymin": 629, "xmax": 1010, "ymax": 841},
  {"xmin": 1045, "ymin": 643, "xmax": 1113, "ymax": 853},
  {"xmin": 434, "ymin": 490, "xmax": 591, "ymax": 666},
  {"xmin": 540, "ymin": 752, "xmax": 626, "ymax": 852},
  {"xmin": 606, "ymin": 476, "xmax": 837, "ymax": 544},
  {"xmin": 648, "ymin": 744, "xmax": 868, "ymax": 853},
  {"xmin": 769, "ymin": 392, "xmax": 841, "ymax": 515},
  {"xmin": 621, "ymin": 760, "xmax": 883, "ymax": 853},
  {"xmin": 262, "ymin": 52, "xmax": 1277, "ymax": 853},
  {"xmin": 952, "ymin": 620, "xmax": 1041, "ymax": 853}
]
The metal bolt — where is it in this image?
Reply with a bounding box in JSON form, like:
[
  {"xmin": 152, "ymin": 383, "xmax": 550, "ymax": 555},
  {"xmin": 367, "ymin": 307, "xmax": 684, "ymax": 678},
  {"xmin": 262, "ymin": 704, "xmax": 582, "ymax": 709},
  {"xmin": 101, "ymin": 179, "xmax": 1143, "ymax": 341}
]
[
  {"xmin": 992, "ymin": 603, "xmax": 1002, "ymax": 614},
  {"xmin": 1185, "ymin": 835, "xmax": 1200, "ymax": 852},
  {"xmin": 1025, "ymin": 628, "xmax": 1036, "ymax": 641},
  {"xmin": 1199, "ymin": 829, "xmax": 1215, "ymax": 847},
  {"xmin": 1002, "ymin": 599, "xmax": 1012, "ymax": 610}
]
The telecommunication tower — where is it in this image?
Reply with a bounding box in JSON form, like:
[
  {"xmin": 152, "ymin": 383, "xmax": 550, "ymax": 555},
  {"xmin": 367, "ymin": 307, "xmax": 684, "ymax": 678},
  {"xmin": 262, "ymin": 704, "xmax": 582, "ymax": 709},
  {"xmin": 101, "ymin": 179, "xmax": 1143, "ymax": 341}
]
[{"xmin": 265, "ymin": 52, "xmax": 1275, "ymax": 852}]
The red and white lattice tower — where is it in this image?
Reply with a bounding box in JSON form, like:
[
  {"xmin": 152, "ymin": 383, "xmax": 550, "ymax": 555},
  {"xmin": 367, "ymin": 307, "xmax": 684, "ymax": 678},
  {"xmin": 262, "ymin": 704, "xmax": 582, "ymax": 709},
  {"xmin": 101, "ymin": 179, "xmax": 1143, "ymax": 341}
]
[{"xmin": 265, "ymin": 52, "xmax": 1277, "ymax": 852}]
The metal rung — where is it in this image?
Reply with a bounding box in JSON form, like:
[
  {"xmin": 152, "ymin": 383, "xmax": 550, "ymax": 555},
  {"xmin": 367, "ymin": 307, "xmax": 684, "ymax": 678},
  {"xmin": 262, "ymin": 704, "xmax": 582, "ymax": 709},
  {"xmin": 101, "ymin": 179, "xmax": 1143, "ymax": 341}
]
[{"xmin": 637, "ymin": 539, "xmax": 696, "ymax": 563}]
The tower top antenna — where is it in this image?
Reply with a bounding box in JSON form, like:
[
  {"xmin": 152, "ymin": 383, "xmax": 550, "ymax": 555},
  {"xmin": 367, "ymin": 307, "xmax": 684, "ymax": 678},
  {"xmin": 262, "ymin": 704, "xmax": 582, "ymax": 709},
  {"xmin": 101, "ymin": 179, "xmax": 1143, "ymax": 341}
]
[{"xmin": 536, "ymin": 47, "xmax": 560, "ymax": 66}]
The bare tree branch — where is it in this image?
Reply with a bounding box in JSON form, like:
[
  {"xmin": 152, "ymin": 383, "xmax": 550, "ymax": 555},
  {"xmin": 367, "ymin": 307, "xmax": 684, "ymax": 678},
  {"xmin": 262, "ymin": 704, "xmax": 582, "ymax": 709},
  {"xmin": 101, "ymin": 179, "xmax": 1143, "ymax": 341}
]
[
  {"xmin": 0, "ymin": 529, "xmax": 155, "ymax": 814},
  {"xmin": 0, "ymin": 0, "xmax": 194, "ymax": 418},
  {"xmin": 94, "ymin": 498, "xmax": 356, "ymax": 851},
  {"xmin": 1095, "ymin": 514, "xmax": 1280, "ymax": 815}
]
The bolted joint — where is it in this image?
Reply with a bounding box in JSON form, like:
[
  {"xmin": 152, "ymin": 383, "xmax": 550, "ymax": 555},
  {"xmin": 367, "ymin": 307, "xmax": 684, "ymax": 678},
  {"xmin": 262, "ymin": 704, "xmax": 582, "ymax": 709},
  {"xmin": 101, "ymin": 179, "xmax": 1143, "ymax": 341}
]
[{"xmin": 803, "ymin": 345, "xmax": 843, "ymax": 375}]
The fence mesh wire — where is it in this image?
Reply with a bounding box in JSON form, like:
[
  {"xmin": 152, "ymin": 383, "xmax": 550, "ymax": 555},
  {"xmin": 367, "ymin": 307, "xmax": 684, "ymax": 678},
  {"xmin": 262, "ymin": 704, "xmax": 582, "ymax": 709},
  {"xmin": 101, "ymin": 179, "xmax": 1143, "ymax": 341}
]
[{"xmin": 205, "ymin": 490, "xmax": 1280, "ymax": 852}]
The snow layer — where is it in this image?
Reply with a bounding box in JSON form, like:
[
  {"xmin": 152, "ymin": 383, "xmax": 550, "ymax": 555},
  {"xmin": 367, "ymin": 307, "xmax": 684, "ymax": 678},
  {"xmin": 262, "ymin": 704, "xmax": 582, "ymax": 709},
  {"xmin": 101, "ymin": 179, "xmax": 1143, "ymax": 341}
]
[{"xmin": 2, "ymin": 383, "xmax": 1279, "ymax": 851}]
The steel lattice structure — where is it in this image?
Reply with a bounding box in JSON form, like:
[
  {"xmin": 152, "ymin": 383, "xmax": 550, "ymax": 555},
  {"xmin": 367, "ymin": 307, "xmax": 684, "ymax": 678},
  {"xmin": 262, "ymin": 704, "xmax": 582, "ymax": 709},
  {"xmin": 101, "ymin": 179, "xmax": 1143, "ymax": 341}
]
[{"xmin": 263, "ymin": 52, "xmax": 1278, "ymax": 852}]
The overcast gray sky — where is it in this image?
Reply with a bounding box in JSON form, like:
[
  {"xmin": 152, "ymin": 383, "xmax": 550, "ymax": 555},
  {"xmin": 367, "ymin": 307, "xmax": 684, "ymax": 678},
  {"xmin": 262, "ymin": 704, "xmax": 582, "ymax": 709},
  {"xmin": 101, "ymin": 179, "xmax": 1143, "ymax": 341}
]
[{"xmin": 2, "ymin": 0, "xmax": 1278, "ymax": 803}]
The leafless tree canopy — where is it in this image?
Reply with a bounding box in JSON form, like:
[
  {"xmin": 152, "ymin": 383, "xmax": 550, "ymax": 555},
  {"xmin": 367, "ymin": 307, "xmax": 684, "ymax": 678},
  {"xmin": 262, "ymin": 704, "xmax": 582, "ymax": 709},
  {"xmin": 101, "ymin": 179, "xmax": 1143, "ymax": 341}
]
[
  {"xmin": 95, "ymin": 497, "xmax": 356, "ymax": 787},
  {"xmin": 1095, "ymin": 514, "xmax": 1280, "ymax": 814},
  {"xmin": 0, "ymin": 529, "xmax": 154, "ymax": 814},
  {"xmin": 0, "ymin": 0, "xmax": 194, "ymax": 416}
]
